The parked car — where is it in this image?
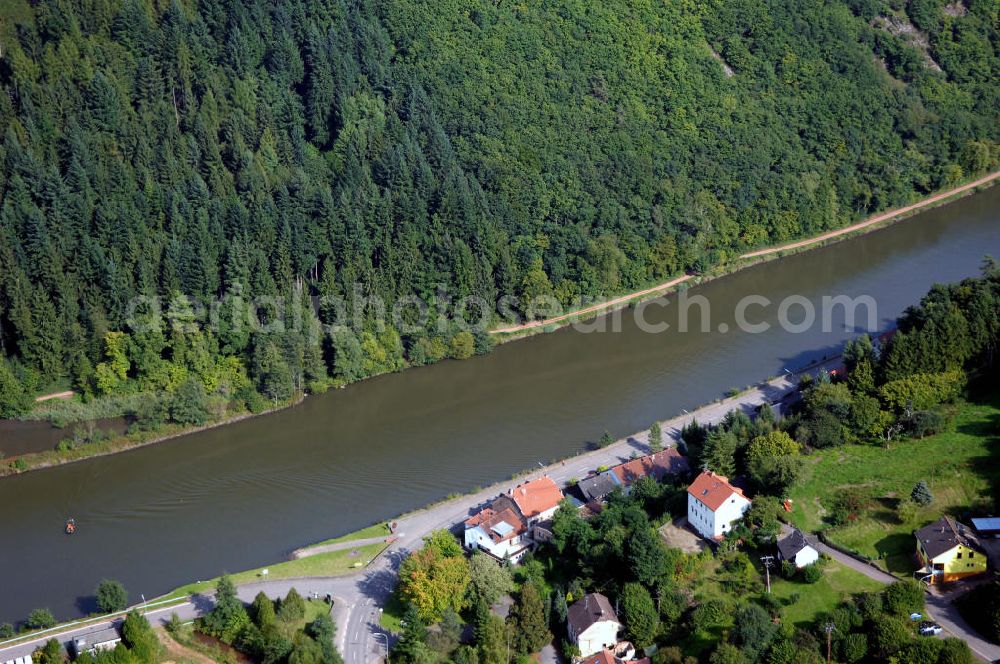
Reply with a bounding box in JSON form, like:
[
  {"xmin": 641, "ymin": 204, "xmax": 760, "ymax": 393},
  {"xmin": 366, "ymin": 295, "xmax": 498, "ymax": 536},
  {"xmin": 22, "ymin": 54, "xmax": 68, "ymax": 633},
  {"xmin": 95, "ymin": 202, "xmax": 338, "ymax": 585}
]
[
  {"xmin": 909, "ymin": 612, "xmax": 923, "ymax": 621},
  {"xmin": 919, "ymin": 622, "xmax": 943, "ymax": 636}
]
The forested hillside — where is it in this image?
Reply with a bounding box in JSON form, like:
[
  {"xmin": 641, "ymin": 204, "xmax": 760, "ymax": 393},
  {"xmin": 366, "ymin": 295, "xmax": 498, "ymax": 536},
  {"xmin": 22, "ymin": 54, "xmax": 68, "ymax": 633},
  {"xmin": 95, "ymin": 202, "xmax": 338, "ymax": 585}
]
[{"xmin": 0, "ymin": 0, "xmax": 997, "ymax": 419}]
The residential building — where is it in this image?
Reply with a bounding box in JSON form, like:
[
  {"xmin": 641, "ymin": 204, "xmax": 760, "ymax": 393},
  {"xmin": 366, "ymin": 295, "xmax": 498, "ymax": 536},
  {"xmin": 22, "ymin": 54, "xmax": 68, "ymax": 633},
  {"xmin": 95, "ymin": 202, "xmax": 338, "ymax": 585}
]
[
  {"xmin": 72, "ymin": 626, "xmax": 122, "ymax": 657},
  {"xmin": 971, "ymin": 517, "xmax": 1000, "ymax": 538},
  {"xmin": 508, "ymin": 475, "xmax": 564, "ymax": 524},
  {"xmin": 915, "ymin": 516, "xmax": 988, "ymax": 584},
  {"xmin": 568, "ymin": 593, "xmax": 622, "ymax": 657},
  {"xmin": 686, "ymin": 471, "xmax": 751, "ymax": 540},
  {"xmin": 580, "ymin": 651, "xmax": 621, "ymax": 664},
  {"xmin": 463, "ymin": 476, "xmax": 563, "ymax": 562},
  {"xmin": 776, "ymin": 528, "xmax": 819, "ymax": 568},
  {"xmin": 463, "ymin": 494, "xmax": 530, "ymax": 562},
  {"xmin": 609, "ymin": 449, "xmax": 690, "ymax": 491},
  {"xmin": 578, "ymin": 473, "xmax": 621, "ymax": 504}
]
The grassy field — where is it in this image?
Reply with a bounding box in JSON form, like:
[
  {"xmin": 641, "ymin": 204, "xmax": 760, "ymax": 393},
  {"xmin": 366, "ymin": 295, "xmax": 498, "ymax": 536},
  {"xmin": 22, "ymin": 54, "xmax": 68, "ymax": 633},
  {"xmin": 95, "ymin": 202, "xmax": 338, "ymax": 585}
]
[
  {"xmin": 771, "ymin": 560, "xmax": 884, "ymax": 628},
  {"xmin": 164, "ymin": 541, "xmax": 388, "ymax": 599},
  {"xmin": 788, "ymin": 392, "xmax": 1000, "ymax": 573},
  {"xmin": 300, "ymin": 522, "xmax": 391, "ymax": 550}
]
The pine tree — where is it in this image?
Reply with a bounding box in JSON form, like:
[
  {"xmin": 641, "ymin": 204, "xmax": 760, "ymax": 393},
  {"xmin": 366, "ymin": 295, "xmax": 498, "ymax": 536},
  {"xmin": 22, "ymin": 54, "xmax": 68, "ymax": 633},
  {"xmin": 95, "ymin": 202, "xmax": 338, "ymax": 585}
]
[
  {"xmin": 508, "ymin": 584, "xmax": 551, "ymax": 655},
  {"xmin": 911, "ymin": 480, "xmax": 933, "ymax": 506},
  {"xmin": 649, "ymin": 421, "xmax": 663, "ymax": 452}
]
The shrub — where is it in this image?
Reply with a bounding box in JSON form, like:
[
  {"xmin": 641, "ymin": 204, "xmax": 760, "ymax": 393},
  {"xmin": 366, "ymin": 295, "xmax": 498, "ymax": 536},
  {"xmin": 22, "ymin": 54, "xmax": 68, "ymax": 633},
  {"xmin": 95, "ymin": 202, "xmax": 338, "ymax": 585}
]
[
  {"xmin": 883, "ymin": 579, "xmax": 924, "ymax": 616},
  {"xmin": 839, "ymin": 632, "xmax": 868, "ymax": 663},
  {"xmin": 802, "ymin": 563, "xmax": 823, "ymax": 584},
  {"xmin": 449, "ymin": 331, "xmax": 475, "ymax": 360},
  {"xmin": 907, "ymin": 410, "xmax": 945, "ymax": 437},
  {"xmin": 278, "ymin": 588, "xmax": 305, "ymax": 622}
]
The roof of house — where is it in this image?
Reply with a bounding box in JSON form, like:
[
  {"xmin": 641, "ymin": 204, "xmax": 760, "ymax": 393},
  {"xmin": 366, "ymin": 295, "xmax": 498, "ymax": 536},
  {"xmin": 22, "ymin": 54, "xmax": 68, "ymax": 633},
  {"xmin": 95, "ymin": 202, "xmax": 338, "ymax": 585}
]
[
  {"xmin": 509, "ymin": 476, "xmax": 564, "ymax": 519},
  {"xmin": 581, "ymin": 651, "xmax": 621, "ymax": 664},
  {"xmin": 568, "ymin": 593, "xmax": 620, "ymax": 636},
  {"xmin": 916, "ymin": 516, "xmax": 982, "ymax": 560},
  {"xmin": 578, "ymin": 473, "xmax": 621, "ymax": 502},
  {"xmin": 581, "ymin": 651, "xmax": 622, "ymax": 664},
  {"xmin": 971, "ymin": 517, "xmax": 1000, "ymax": 534},
  {"xmin": 612, "ymin": 449, "xmax": 690, "ymax": 486},
  {"xmin": 687, "ymin": 471, "xmax": 748, "ymax": 511},
  {"xmin": 465, "ymin": 494, "xmax": 527, "ymax": 543},
  {"xmin": 73, "ymin": 626, "xmax": 121, "ymax": 648},
  {"xmin": 777, "ymin": 528, "xmax": 817, "ymax": 560}
]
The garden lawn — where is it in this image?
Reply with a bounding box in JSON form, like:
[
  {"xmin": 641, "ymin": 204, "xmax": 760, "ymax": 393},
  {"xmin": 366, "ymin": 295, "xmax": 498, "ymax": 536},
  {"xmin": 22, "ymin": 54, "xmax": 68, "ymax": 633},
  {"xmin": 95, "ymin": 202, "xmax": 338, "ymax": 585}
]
[
  {"xmin": 787, "ymin": 393, "xmax": 1000, "ymax": 574},
  {"xmin": 771, "ymin": 560, "xmax": 884, "ymax": 628}
]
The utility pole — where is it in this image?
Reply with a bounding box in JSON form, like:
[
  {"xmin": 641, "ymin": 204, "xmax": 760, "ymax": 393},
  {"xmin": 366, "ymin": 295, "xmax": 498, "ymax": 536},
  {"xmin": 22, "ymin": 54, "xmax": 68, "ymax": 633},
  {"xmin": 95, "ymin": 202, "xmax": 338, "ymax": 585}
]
[
  {"xmin": 760, "ymin": 555, "xmax": 775, "ymax": 594},
  {"xmin": 823, "ymin": 622, "xmax": 835, "ymax": 664}
]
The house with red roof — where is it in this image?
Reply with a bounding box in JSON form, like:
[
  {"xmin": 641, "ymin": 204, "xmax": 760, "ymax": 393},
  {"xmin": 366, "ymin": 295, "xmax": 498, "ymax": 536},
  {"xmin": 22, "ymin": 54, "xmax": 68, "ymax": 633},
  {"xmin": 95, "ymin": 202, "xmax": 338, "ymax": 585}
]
[
  {"xmin": 608, "ymin": 448, "xmax": 690, "ymax": 492},
  {"xmin": 463, "ymin": 475, "xmax": 564, "ymax": 563},
  {"xmin": 687, "ymin": 470, "xmax": 751, "ymax": 540}
]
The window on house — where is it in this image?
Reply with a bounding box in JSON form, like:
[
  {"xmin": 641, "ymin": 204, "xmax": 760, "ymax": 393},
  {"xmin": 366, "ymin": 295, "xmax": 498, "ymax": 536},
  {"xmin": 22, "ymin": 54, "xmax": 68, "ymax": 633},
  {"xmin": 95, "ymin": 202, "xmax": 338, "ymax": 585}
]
[
  {"xmin": 957, "ymin": 552, "xmax": 962, "ymax": 559},
  {"xmin": 968, "ymin": 552, "xmax": 975, "ymax": 558}
]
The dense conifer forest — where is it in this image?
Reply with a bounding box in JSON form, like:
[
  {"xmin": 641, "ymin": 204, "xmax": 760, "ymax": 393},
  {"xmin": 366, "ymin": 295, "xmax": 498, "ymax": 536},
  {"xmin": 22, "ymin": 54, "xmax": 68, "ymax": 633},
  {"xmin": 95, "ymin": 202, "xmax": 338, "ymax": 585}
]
[{"xmin": 0, "ymin": 0, "xmax": 997, "ymax": 420}]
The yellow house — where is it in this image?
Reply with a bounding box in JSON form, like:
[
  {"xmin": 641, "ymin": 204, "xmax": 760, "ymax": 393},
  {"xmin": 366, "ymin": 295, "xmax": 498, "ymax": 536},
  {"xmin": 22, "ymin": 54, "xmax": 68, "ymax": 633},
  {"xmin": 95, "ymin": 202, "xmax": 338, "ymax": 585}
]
[{"xmin": 915, "ymin": 516, "xmax": 988, "ymax": 584}]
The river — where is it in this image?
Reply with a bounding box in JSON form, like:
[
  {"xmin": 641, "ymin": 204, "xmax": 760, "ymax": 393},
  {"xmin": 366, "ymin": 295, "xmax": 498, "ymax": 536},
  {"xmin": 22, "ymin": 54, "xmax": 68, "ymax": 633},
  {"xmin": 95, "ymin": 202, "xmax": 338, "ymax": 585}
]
[{"xmin": 1, "ymin": 187, "xmax": 999, "ymax": 623}]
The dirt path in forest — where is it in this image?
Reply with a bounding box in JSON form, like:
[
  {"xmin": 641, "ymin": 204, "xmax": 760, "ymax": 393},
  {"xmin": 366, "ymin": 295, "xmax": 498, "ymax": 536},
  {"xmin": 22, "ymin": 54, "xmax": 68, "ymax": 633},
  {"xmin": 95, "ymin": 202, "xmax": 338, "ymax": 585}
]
[
  {"xmin": 34, "ymin": 390, "xmax": 75, "ymax": 402},
  {"xmin": 741, "ymin": 170, "xmax": 1000, "ymax": 259},
  {"xmin": 491, "ymin": 170, "xmax": 1000, "ymax": 335},
  {"xmin": 490, "ymin": 274, "xmax": 693, "ymax": 334}
]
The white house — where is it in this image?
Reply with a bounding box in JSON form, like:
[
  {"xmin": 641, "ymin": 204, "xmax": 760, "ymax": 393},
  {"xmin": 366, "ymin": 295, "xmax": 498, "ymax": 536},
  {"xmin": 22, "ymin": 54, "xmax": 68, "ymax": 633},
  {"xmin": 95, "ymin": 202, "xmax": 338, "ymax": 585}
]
[
  {"xmin": 72, "ymin": 626, "xmax": 122, "ymax": 657},
  {"xmin": 567, "ymin": 593, "xmax": 622, "ymax": 657},
  {"xmin": 687, "ymin": 471, "xmax": 751, "ymax": 540},
  {"xmin": 463, "ymin": 476, "xmax": 563, "ymax": 563},
  {"xmin": 777, "ymin": 528, "xmax": 820, "ymax": 568},
  {"xmin": 463, "ymin": 494, "xmax": 531, "ymax": 562}
]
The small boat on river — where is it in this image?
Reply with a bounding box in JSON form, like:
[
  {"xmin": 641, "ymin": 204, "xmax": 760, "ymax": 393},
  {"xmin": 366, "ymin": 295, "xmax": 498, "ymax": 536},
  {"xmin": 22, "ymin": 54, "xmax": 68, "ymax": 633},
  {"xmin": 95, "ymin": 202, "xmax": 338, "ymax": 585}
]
[{"xmin": 65, "ymin": 518, "xmax": 76, "ymax": 534}]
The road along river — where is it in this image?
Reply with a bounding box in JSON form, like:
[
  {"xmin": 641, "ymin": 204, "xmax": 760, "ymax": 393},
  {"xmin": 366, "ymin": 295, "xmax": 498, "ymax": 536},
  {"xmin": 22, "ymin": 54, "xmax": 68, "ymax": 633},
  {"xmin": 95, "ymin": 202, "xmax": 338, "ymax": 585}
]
[{"xmin": 1, "ymin": 186, "xmax": 999, "ymax": 623}]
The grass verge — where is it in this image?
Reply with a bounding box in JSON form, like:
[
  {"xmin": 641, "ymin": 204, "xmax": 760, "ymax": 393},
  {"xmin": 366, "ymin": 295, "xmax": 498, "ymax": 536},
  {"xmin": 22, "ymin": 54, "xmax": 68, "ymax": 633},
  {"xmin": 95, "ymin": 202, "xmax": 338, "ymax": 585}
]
[{"xmin": 162, "ymin": 541, "xmax": 389, "ymax": 600}]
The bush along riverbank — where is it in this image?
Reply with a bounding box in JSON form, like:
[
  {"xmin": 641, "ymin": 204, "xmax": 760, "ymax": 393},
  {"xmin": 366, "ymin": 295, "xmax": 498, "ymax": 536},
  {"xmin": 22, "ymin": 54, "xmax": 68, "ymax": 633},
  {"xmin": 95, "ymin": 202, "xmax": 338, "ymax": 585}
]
[{"xmin": 1, "ymin": 388, "xmax": 304, "ymax": 478}]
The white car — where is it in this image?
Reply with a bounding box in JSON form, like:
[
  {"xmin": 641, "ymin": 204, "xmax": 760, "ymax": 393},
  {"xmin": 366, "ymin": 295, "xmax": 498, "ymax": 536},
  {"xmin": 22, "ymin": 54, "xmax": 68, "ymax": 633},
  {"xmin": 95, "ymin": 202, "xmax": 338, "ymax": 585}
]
[
  {"xmin": 919, "ymin": 623, "xmax": 943, "ymax": 636},
  {"xmin": 909, "ymin": 612, "xmax": 923, "ymax": 621}
]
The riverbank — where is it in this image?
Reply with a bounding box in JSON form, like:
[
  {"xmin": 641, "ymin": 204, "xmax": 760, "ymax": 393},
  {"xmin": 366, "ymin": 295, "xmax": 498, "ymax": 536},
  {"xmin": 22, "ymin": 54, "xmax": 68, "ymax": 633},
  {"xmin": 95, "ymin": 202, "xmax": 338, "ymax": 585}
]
[
  {"xmin": 490, "ymin": 169, "xmax": 1000, "ymax": 340},
  {"xmin": 0, "ymin": 392, "xmax": 305, "ymax": 478},
  {"xmin": 2, "ymin": 170, "xmax": 997, "ymax": 479}
]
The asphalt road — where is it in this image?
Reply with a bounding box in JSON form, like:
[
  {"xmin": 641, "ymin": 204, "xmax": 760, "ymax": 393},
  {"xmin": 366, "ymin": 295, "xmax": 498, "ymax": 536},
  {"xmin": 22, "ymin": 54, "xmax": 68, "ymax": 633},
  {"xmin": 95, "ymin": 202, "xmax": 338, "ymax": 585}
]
[{"xmin": 0, "ymin": 361, "xmax": 832, "ymax": 664}]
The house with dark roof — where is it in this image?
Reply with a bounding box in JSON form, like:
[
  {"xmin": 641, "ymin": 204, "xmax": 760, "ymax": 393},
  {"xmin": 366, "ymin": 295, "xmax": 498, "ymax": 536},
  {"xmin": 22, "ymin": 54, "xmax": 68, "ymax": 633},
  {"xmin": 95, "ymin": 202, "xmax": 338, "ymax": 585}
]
[
  {"xmin": 567, "ymin": 593, "xmax": 622, "ymax": 657},
  {"xmin": 577, "ymin": 473, "xmax": 621, "ymax": 504},
  {"xmin": 776, "ymin": 528, "xmax": 819, "ymax": 568},
  {"xmin": 72, "ymin": 626, "xmax": 121, "ymax": 657},
  {"xmin": 686, "ymin": 471, "xmax": 751, "ymax": 540},
  {"xmin": 915, "ymin": 516, "xmax": 987, "ymax": 584}
]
